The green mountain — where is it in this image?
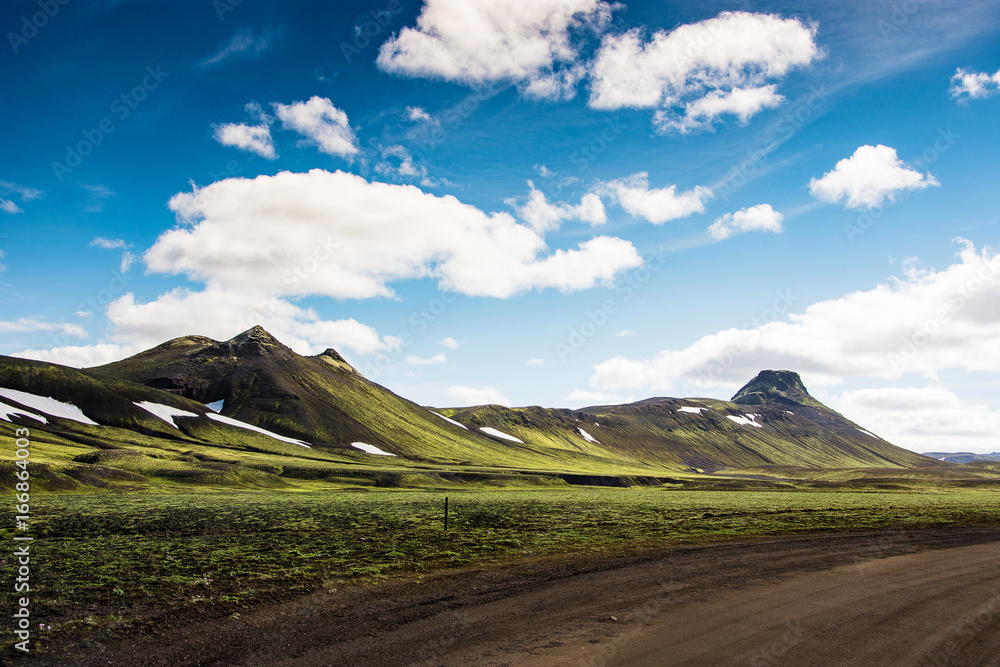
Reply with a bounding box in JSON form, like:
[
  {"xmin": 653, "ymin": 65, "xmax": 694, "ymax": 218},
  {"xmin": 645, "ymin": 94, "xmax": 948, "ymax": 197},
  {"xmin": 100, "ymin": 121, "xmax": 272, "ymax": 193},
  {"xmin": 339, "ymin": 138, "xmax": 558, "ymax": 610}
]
[{"xmin": 0, "ymin": 328, "xmax": 940, "ymax": 492}]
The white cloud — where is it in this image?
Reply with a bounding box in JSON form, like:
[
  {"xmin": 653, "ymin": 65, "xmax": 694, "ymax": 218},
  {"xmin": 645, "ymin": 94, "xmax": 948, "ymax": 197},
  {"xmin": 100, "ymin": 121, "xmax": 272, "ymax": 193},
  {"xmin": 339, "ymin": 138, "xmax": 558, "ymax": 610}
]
[
  {"xmin": 407, "ymin": 353, "xmax": 447, "ymax": 365},
  {"xmin": 590, "ymin": 240, "xmax": 1000, "ymax": 395},
  {"xmin": 374, "ymin": 145, "xmax": 438, "ymax": 187},
  {"xmin": 90, "ymin": 237, "xmax": 126, "ymax": 250},
  {"xmin": 527, "ymin": 358, "xmax": 545, "ymax": 365},
  {"xmin": 446, "ymin": 385, "xmax": 511, "ymax": 406},
  {"xmin": 1, "ymin": 199, "xmax": 23, "ymax": 214},
  {"xmin": 439, "ymin": 337, "xmax": 460, "ymax": 349},
  {"xmin": 589, "ymin": 11, "xmax": 820, "ymax": 132},
  {"xmin": 615, "ymin": 329, "xmax": 636, "ymax": 337},
  {"xmin": 566, "ymin": 388, "xmax": 624, "ymax": 406},
  {"xmin": 377, "ymin": 0, "xmax": 612, "ymax": 98},
  {"xmin": 200, "ymin": 27, "xmax": 282, "ymax": 67},
  {"xmin": 82, "ymin": 184, "xmax": 116, "ymax": 213},
  {"xmin": 0, "ymin": 318, "xmax": 87, "ymax": 339},
  {"xmin": 151, "ymin": 169, "xmax": 642, "ymax": 299},
  {"xmin": 949, "ymin": 67, "xmax": 1000, "ymax": 100},
  {"xmin": 656, "ymin": 85, "xmax": 784, "ymax": 134},
  {"xmin": 708, "ymin": 203, "xmax": 783, "ymax": 240},
  {"xmin": 274, "ymin": 97, "xmax": 358, "ymax": 158},
  {"xmin": 99, "ymin": 286, "xmax": 398, "ymax": 357},
  {"xmin": 508, "ymin": 181, "xmax": 606, "ymax": 232},
  {"xmin": 213, "ymin": 122, "xmax": 276, "ymax": 159},
  {"xmin": 598, "ymin": 172, "xmax": 712, "ymax": 224},
  {"xmin": 808, "ymin": 144, "xmax": 939, "ymax": 210},
  {"xmin": 90, "ymin": 237, "xmax": 136, "ymax": 273},
  {"xmin": 15, "ymin": 343, "xmax": 139, "ymax": 369},
  {"xmin": 832, "ymin": 385, "xmax": 1000, "ymax": 454},
  {"xmin": 0, "ymin": 181, "xmax": 42, "ymax": 201},
  {"xmin": 406, "ymin": 106, "xmax": 433, "ymax": 122}
]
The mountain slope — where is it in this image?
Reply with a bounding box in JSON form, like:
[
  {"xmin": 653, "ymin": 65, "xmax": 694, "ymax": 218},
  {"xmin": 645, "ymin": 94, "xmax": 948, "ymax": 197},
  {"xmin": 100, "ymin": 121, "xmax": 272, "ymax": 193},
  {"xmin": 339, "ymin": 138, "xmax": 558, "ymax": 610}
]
[
  {"xmin": 0, "ymin": 330, "xmax": 942, "ymax": 491},
  {"xmin": 85, "ymin": 327, "xmax": 630, "ymax": 470}
]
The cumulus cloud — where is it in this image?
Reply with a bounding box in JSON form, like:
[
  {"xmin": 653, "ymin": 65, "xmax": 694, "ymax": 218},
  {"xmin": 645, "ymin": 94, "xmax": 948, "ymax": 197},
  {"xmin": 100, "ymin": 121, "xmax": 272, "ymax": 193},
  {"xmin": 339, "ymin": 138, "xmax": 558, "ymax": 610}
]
[
  {"xmin": 439, "ymin": 337, "xmax": 460, "ymax": 349},
  {"xmin": 657, "ymin": 85, "xmax": 784, "ymax": 134},
  {"xmin": 949, "ymin": 67, "xmax": 1000, "ymax": 100},
  {"xmin": 508, "ymin": 181, "xmax": 606, "ymax": 232},
  {"xmin": 407, "ymin": 353, "xmax": 447, "ymax": 366},
  {"xmin": 213, "ymin": 122, "xmax": 276, "ymax": 159},
  {"xmin": 15, "ymin": 284, "xmax": 403, "ymax": 369},
  {"xmin": 831, "ymin": 385, "xmax": 1000, "ymax": 454},
  {"xmin": 200, "ymin": 26, "xmax": 282, "ymax": 67},
  {"xmin": 590, "ymin": 240, "xmax": 1000, "ymax": 395},
  {"xmin": 808, "ymin": 144, "xmax": 939, "ymax": 209},
  {"xmin": 446, "ymin": 385, "xmax": 511, "ymax": 406},
  {"xmin": 15, "ymin": 343, "xmax": 140, "ymax": 369},
  {"xmin": 597, "ymin": 172, "xmax": 712, "ymax": 224},
  {"xmin": 589, "ymin": 11, "xmax": 820, "ymax": 132},
  {"xmin": 150, "ymin": 169, "xmax": 642, "ymax": 299},
  {"xmin": 708, "ymin": 203, "xmax": 783, "ymax": 240},
  {"xmin": 377, "ymin": 0, "xmax": 612, "ymax": 99},
  {"xmin": 566, "ymin": 388, "xmax": 625, "ymax": 406},
  {"xmin": 274, "ymin": 97, "xmax": 358, "ymax": 158}
]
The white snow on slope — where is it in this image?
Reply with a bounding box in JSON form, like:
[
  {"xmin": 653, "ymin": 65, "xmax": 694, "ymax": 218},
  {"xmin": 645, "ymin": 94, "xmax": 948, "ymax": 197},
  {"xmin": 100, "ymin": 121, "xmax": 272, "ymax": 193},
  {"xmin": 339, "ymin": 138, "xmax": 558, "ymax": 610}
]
[
  {"xmin": 205, "ymin": 400, "xmax": 225, "ymax": 412},
  {"xmin": 677, "ymin": 406, "xmax": 704, "ymax": 415},
  {"xmin": 578, "ymin": 428, "xmax": 600, "ymax": 444},
  {"xmin": 727, "ymin": 414, "xmax": 763, "ymax": 428},
  {"xmin": 351, "ymin": 442, "xmax": 396, "ymax": 456},
  {"xmin": 0, "ymin": 387, "xmax": 98, "ymax": 425},
  {"xmin": 134, "ymin": 401, "xmax": 199, "ymax": 428},
  {"xmin": 430, "ymin": 411, "xmax": 468, "ymax": 430},
  {"xmin": 856, "ymin": 427, "xmax": 880, "ymax": 439},
  {"xmin": 0, "ymin": 400, "xmax": 48, "ymax": 424},
  {"xmin": 480, "ymin": 426, "xmax": 524, "ymax": 443},
  {"xmin": 206, "ymin": 412, "xmax": 312, "ymax": 448}
]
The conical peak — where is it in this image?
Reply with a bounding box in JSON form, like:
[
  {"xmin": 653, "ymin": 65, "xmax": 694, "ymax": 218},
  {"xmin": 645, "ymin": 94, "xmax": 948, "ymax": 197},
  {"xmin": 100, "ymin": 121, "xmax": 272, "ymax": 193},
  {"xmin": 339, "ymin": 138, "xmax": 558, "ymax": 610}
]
[{"xmin": 732, "ymin": 370, "xmax": 818, "ymax": 407}]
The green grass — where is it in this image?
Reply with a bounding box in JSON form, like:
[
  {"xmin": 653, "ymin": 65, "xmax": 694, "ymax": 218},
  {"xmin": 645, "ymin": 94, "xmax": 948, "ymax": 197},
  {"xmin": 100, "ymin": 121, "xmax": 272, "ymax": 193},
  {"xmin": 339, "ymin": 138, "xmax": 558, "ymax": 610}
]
[{"xmin": 2, "ymin": 485, "xmax": 999, "ymax": 653}]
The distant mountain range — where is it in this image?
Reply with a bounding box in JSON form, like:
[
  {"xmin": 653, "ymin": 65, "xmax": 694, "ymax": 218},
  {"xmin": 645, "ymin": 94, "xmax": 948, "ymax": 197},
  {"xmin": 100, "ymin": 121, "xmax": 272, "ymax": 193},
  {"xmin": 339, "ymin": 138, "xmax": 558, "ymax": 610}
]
[
  {"xmin": 0, "ymin": 327, "xmax": 939, "ymax": 491},
  {"xmin": 922, "ymin": 451, "xmax": 1000, "ymax": 464}
]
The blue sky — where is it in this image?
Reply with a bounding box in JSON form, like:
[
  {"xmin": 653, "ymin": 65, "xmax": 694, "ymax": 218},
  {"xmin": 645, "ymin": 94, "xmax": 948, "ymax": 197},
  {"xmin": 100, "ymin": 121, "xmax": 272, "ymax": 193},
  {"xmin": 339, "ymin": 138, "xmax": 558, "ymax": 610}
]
[{"xmin": 2, "ymin": 0, "xmax": 999, "ymax": 453}]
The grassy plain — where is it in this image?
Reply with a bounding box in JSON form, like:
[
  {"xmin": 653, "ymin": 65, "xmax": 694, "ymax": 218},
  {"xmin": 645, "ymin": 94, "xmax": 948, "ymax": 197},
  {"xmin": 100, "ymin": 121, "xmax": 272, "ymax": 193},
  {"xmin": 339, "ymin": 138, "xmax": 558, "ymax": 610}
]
[{"xmin": 2, "ymin": 484, "xmax": 999, "ymax": 653}]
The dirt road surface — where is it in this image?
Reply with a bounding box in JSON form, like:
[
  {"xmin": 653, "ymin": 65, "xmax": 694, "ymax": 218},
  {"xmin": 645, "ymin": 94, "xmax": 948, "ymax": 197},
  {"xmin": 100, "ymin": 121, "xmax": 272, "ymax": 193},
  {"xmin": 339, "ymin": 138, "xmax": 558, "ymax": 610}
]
[{"xmin": 36, "ymin": 525, "xmax": 1000, "ymax": 666}]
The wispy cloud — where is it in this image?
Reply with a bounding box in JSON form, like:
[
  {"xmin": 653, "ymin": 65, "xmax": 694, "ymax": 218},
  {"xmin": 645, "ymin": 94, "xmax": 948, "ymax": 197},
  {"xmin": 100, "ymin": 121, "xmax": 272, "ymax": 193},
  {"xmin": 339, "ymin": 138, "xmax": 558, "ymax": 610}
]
[
  {"xmin": 200, "ymin": 27, "xmax": 283, "ymax": 68},
  {"xmin": 90, "ymin": 237, "xmax": 135, "ymax": 272}
]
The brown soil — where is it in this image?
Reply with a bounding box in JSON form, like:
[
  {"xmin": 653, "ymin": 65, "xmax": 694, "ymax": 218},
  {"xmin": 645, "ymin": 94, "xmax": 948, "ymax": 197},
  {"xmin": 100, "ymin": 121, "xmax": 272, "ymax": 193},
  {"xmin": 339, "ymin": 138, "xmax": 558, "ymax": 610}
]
[{"xmin": 17, "ymin": 525, "xmax": 1000, "ymax": 666}]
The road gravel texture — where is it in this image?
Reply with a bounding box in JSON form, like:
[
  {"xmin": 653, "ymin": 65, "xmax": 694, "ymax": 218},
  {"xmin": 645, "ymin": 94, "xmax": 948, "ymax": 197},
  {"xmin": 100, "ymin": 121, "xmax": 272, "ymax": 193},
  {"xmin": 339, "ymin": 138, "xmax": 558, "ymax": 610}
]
[{"xmin": 36, "ymin": 525, "xmax": 1000, "ymax": 666}]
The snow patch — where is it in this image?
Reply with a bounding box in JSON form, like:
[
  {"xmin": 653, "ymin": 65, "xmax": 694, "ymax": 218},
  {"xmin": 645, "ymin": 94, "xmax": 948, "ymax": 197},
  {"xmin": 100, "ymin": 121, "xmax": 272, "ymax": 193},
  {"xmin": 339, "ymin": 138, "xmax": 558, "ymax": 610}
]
[
  {"xmin": 785, "ymin": 411, "xmax": 794, "ymax": 415},
  {"xmin": 677, "ymin": 406, "xmax": 704, "ymax": 415},
  {"xmin": 134, "ymin": 401, "xmax": 199, "ymax": 428},
  {"xmin": 480, "ymin": 426, "xmax": 524, "ymax": 443},
  {"xmin": 206, "ymin": 412, "xmax": 312, "ymax": 448},
  {"xmin": 578, "ymin": 428, "xmax": 600, "ymax": 444},
  {"xmin": 430, "ymin": 411, "xmax": 468, "ymax": 430},
  {"xmin": 0, "ymin": 387, "xmax": 98, "ymax": 425},
  {"xmin": 205, "ymin": 400, "xmax": 225, "ymax": 413},
  {"xmin": 351, "ymin": 442, "xmax": 396, "ymax": 456},
  {"xmin": 727, "ymin": 414, "xmax": 763, "ymax": 428},
  {"xmin": 856, "ymin": 427, "xmax": 880, "ymax": 439},
  {"xmin": 0, "ymin": 400, "xmax": 47, "ymax": 424}
]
